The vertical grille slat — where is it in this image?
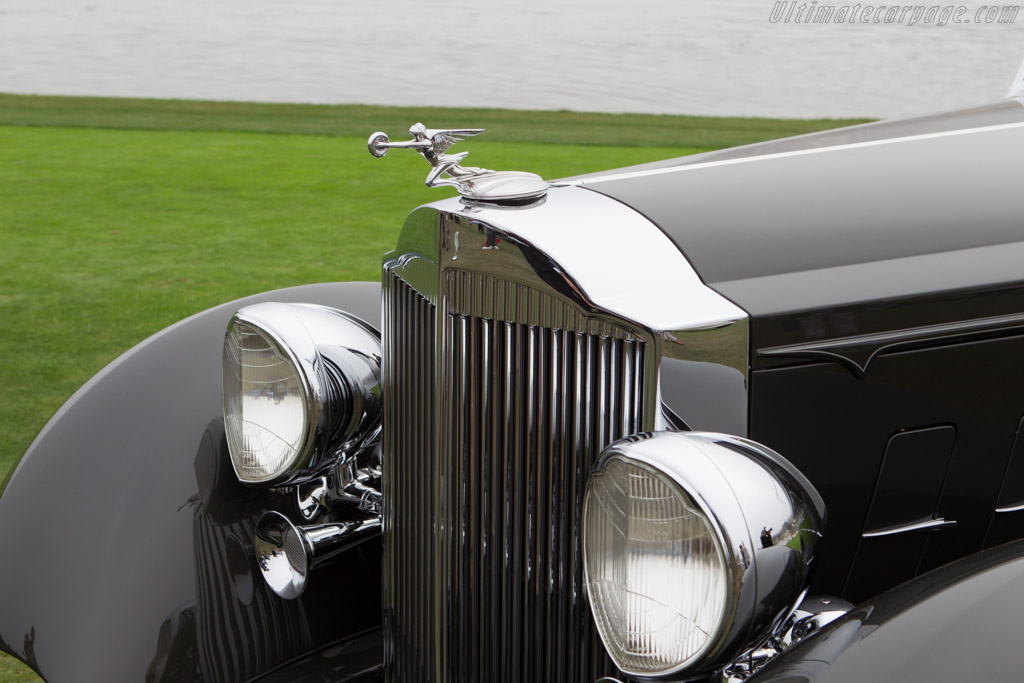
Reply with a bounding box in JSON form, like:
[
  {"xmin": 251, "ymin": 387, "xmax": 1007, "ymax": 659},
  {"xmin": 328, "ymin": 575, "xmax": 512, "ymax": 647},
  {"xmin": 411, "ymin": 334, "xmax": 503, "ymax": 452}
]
[
  {"xmin": 385, "ymin": 266, "xmax": 647, "ymax": 683},
  {"xmin": 383, "ymin": 272, "xmax": 437, "ymax": 682},
  {"xmin": 500, "ymin": 319, "xmax": 517, "ymax": 683}
]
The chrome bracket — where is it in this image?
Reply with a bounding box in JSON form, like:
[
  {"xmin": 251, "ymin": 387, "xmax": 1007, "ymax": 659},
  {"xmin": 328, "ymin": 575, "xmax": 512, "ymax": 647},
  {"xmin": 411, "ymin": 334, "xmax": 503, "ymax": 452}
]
[
  {"xmin": 296, "ymin": 476, "xmax": 330, "ymax": 521},
  {"xmin": 722, "ymin": 595, "xmax": 853, "ymax": 681},
  {"xmin": 294, "ymin": 458, "xmax": 382, "ymax": 523}
]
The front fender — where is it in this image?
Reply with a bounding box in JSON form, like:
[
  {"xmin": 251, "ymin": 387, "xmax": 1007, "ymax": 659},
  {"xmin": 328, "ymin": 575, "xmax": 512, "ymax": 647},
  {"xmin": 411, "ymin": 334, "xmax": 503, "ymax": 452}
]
[{"xmin": 0, "ymin": 282, "xmax": 383, "ymax": 683}]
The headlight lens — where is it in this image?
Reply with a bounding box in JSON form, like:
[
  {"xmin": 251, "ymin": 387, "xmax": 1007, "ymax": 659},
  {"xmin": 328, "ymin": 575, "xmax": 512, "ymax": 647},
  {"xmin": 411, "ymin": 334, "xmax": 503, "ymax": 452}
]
[
  {"xmin": 222, "ymin": 319, "xmax": 313, "ymax": 483},
  {"xmin": 583, "ymin": 431, "xmax": 826, "ymax": 679},
  {"xmin": 584, "ymin": 455, "xmax": 728, "ymax": 675},
  {"xmin": 221, "ymin": 302, "xmax": 382, "ymax": 486}
]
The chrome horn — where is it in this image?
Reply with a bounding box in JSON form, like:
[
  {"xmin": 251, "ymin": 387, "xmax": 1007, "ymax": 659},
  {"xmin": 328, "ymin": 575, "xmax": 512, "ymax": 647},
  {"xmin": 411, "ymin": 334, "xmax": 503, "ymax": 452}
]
[{"xmin": 253, "ymin": 511, "xmax": 381, "ymax": 599}]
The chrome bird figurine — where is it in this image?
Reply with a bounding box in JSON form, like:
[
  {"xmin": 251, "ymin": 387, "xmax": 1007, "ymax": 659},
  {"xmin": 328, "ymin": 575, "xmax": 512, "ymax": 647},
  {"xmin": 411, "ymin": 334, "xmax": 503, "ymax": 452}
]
[
  {"xmin": 368, "ymin": 123, "xmax": 491, "ymax": 189},
  {"xmin": 368, "ymin": 123, "xmax": 549, "ymax": 202}
]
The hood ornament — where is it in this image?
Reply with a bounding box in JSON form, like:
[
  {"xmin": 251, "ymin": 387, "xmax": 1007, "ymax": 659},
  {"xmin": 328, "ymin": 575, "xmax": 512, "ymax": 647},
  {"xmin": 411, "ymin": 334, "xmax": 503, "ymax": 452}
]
[{"xmin": 368, "ymin": 123, "xmax": 549, "ymax": 203}]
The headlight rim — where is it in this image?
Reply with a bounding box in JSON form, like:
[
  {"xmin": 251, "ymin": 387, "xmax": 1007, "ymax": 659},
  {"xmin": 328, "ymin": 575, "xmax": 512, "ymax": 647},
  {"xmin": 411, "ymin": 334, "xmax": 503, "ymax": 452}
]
[
  {"xmin": 222, "ymin": 302, "xmax": 381, "ymax": 487},
  {"xmin": 583, "ymin": 430, "xmax": 823, "ymax": 680}
]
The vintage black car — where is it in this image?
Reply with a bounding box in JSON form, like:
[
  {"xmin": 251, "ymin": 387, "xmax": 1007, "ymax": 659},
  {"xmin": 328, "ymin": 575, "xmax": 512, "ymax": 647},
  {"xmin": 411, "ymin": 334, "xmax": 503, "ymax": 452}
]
[{"xmin": 2, "ymin": 99, "xmax": 1024, "ymax": 683}]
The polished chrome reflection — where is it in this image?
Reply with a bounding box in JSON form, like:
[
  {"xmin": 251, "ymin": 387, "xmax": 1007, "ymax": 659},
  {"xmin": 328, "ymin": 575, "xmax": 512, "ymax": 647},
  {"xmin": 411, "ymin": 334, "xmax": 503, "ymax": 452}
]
[
  {"xmin": 774, "ymin": 595, "xmax": 854, "ymax": 650},
  {"xmin": 296, "ymin": 477, "xmax": 330, "ymax": 521},
  {"xmin": 583, "ymin": 431, "xmax": 825, "ymax": 679},
  {"xmin": 381, "ymin": 186, "xmax": 751, "ymax": 683},
  {"xmin": 723, "ymin": 595, "xmax": 854, "ymax": 681},
  {"xmin": 861, "ymin": 517, "xmax": 956, "ymax": 537},
  {"xmin": 295, "ymin": 460, "xmax": 383, "ymax": 523},
  {"xmin": 222, "ymin": 303, "xmax": 382, "ymax": 486},
  {"xmin": 254, "ymin": 511, "xmax": 381, "ymax": 600},
  {"xmin": 368, "ymin": 123, "xmax": 549, "ymax": 202}
]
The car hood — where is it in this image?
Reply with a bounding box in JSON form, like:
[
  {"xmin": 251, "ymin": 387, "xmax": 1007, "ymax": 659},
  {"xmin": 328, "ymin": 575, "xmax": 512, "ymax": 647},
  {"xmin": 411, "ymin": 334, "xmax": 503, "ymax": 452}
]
[
  {"xmin": 568, "ymin": 101, "xmax": 1024, "ymax": 181},
  {"xmin": 574, "ymin": 102, "xmax": 1024, "ymax": 349}
]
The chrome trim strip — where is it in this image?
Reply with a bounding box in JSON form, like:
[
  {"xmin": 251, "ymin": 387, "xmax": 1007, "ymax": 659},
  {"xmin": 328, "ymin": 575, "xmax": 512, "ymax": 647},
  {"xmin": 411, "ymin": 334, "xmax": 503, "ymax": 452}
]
[
  {"xmin": 572, "ymin": 121, "xmax": 1024, "ymax": 186},
  {"xmin": 862, "ymin": 517, "xmax": 956, "ymax": 538},
  {"xmin": 995, "ymin": 503, "xmax": 1024, "ymax": 513}
]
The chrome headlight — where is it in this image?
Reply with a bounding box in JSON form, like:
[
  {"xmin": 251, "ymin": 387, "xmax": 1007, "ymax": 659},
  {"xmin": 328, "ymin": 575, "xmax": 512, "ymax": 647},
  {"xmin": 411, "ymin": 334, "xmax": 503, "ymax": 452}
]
[
  {"xmin": 221, "ymin": 302, "xmax": 381, "ymax": 486},
  {"xmin": 583, "ymin": 431, "xmax": 824, "ymax": 679}
]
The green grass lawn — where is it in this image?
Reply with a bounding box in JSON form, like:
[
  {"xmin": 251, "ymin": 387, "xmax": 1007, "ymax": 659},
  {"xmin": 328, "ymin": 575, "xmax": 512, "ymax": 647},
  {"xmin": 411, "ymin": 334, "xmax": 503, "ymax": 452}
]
[{"xmin": 0, "ymin": 94, "xmax": 868, "ymax": 682}]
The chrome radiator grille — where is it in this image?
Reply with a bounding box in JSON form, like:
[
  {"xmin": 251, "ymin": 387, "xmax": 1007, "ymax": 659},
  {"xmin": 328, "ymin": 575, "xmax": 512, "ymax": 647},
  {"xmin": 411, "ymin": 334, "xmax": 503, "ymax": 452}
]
[{"xmin": 384, "ymin": 267, "xmax": 647, "ymax": 683}]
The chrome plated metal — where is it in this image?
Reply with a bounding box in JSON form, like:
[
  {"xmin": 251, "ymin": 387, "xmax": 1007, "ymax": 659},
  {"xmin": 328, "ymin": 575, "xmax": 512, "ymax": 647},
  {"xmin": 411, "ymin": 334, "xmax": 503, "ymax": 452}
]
[
  {"xmin": 294, "ymin": 464, "xmax": 383, "ymax": 522},
  {"xmin": 381, "ymin": 185, "xmax": 751, "ymax": 683},
  {"xmin": 775, "ymin": 596, "xmax": 853, "ymax": 648},
  {"xmin": 336, "ymin": 458, "xmax": 384, "ymax": 515},
  {"xmin": 368, "ymin": 123, "xmax": 483, "ymax": 158},
  {"xmin": 222, "ymin": 302, "xmax": 382, "ymax": 486},
  {"xmin": 447, "ymin": 186, "xmax": 749, "ymax": 434},
  {"xmin": 368, "ymin": 123, "xmax": 549, "ymax": 202},
  {"xmin": 661, "ymin": 319, "xmax": 749, "ymax": 435},
  {"xmin": 381, "ymin": 269, "xmax": 439, "ymax": 681},
  {"xmin": 995, "ymin": 503, "xmax": 1024, "ymax": 513},
  {"xmin": 584, "ymin": 431, "xmax": 826, "ymax": 680},
  {"xmin": 296, "ymin": 477, "xmax": 330, "ymax": 521},
  {"xmin": 438, "ymin": 186, "xmax": 748, "ymax": 332},
  {"xmin": 861, "ymin": 517, "xmax": 957, "ymax": 537},
  {"xmin": 723, "ymin": 595, "xmax": 853, "ymax": 681},
  {"xmin": 253, "ymin": 510, "xmax": 381, "ymax": 600}
]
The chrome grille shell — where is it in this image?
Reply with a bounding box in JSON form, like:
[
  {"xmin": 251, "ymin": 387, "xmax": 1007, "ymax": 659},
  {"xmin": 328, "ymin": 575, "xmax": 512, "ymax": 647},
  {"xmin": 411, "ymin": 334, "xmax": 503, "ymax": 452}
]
[{"xmin": 381, "ymin": 187, "xmax": 749, "ymax": 683}]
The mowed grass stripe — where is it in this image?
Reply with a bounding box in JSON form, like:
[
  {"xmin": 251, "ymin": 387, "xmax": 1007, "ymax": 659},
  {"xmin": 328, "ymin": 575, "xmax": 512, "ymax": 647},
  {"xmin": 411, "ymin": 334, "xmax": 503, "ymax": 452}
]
[{"xmin": 0, "ymin": 93, "xmax": 874, "ymax": 148}]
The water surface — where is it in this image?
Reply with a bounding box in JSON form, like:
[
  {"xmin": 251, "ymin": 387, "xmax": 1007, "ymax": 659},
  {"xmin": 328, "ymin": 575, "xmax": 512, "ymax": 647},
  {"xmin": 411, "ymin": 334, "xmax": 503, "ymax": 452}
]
[{"xmin": 1, "ymin": 0, "xmax": 1022, "ymax": 118}]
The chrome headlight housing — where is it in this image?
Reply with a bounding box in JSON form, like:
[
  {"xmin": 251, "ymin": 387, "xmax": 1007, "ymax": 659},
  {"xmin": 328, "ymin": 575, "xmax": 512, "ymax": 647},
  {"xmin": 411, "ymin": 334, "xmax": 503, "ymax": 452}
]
[
  {"xmin": 221, "ymin": 302, "xmax": 381, "ymax": 486},
  {"xmin": 583, "ymin": 431, "xmax": 825, "ymax": 679}
]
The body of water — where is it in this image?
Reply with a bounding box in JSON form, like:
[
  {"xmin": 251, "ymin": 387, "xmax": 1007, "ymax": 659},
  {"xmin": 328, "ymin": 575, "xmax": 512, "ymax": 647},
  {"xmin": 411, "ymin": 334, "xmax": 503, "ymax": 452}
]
[{"xmin": 1, "ymin": 0, "xmax": 1022, "ymax": 119}]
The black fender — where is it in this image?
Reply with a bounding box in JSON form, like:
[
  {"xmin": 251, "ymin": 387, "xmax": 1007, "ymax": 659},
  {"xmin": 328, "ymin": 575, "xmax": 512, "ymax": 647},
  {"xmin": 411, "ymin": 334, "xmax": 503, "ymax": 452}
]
[
  {"xmin": 0, "ymin": 282, "xmax": 384, "ymax": 683},
  {"xmin": 749, "ymin": 539, "xmax": 1024, "ymax": 683}
]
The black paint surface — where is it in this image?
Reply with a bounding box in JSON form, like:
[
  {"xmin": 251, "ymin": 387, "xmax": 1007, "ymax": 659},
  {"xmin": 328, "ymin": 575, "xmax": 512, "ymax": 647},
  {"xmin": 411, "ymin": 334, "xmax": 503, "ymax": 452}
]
[
  {"xmin": 0, "ymin": 282, "xmax": 383, "ymax": 682},
  {"xmin": 844, "ymin": 426, "xmax": 956, "ymax": 599},
  {"xmin": 567, "ymin": 101, "xmax": 1024, "ymax": 181},
  {"xmin": 750, "ymin": 335, "xmax": 1024, "ymax": 603}
]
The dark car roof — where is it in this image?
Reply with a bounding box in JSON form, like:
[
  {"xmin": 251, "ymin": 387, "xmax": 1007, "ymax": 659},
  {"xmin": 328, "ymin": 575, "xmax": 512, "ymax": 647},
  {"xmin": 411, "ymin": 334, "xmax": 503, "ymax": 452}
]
[{"xmin": 577, "ymin": 103, "xmax": 1024, "ymax": 341}]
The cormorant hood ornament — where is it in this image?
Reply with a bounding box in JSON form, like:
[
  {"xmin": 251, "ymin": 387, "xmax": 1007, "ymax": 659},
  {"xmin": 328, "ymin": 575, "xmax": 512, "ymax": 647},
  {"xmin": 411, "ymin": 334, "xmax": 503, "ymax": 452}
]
[{"xmin": 368, "ymin": 123, "xmax": 549, "ymax": 203}]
